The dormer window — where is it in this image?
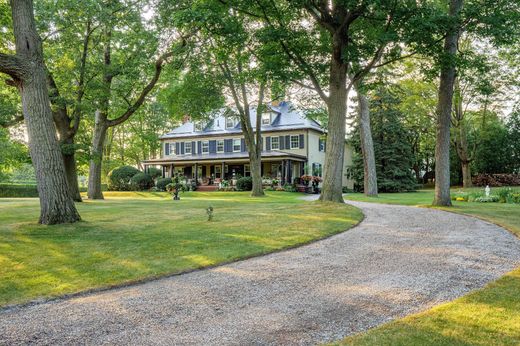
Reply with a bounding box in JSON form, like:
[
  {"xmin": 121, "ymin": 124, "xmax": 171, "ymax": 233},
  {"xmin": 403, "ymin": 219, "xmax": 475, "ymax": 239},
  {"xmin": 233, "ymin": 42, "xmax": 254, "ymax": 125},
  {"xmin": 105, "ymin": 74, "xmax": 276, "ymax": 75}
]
[
  {"xmin": 261, "ymin": 113, "xmax": 271, "ymax": 125},
  {"xmin": 194, "ymin": 122, "xmax": 205, "ymax": 132},
  {"xmin": 225, "ymin": 117, "xmax": 236, "ymax": 129}
]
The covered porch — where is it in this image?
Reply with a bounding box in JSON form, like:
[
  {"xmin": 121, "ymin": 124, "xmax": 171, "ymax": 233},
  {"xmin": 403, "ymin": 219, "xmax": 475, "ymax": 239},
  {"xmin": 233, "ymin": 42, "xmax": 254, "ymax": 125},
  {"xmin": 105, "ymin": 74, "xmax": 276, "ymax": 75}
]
[{"xmin": 142, "ymin": 152, "xmax": 307, "ymax": 188}]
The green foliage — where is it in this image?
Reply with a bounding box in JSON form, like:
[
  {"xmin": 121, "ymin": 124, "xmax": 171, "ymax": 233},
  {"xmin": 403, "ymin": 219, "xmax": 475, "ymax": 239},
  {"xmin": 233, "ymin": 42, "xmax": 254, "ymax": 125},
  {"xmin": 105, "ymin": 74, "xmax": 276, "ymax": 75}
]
[
  {"xmin": 130, "ymin": 173, "xmax": 154, "ymax": 191},
  {"xmin": 236, "ymin": 176, "xmax": 253, "ymax": 191},
  {"xmin": 0, "ymin": 129, "xmax": 30, "ymax": 181},
  {"xmin": 351, "ymin": 88, "xmax": 417, "ymax": 193},
  {"xmin": 156, "ymin": 177, "xmax": 172, "ymax": 191},
  {"xmin": 472, "ymin": 116, "xmax": 512, "ymax": 174},
  {"xmin": 507, "ymin": 106, "xmax": 520, "ymax": 173},
  {"xmin": 0, "ymin": 184, "xmax": 38, "ymax": 198},
  {"xmin": 147, "ymin": 167, "xmax": 162, "ymax": 179},
  {"xmin": 474, "ymin": 195, "xmax": 500, "ymax": 203},
  {"xmin": 108, "ymin": 166, "xmax": 141, "ymax": 191}
]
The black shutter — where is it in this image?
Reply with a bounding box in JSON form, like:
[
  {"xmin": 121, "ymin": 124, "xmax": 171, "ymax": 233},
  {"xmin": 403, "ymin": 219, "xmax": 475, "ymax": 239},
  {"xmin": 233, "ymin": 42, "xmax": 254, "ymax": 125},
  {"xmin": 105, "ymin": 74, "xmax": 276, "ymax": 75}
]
[
  {"xmin": 266, "ymin": 137, "xmax": 271, "ymax": 151},
  {"xmin": 225, "ymin": 139, "xmax": 232, "ymax": 152},
  {"xmin": 241, "ymin": 138, "xmax": 246, "ymax": 152},
  {"xmin": 165, "ymin": 142, "xmax": 170, "ymax": 156},
  {"xmin": 299, "ymin": 134, "xmax": 304, "ymax": 149},
  {"xmin": 279, "ymin": 136, "xmax": 285, "ymax": 150},
  {"xmin": 209, "ymin": 140, "xmax": 216, "ymax": 153},
  {"xmin": 197, "ymin": 141, "xmax": 202, "ymax": 154},
  {"xmin": 285, "ymin": 135, "xmax": 290, "ymax": 149},
  {"xmin": 180, "ymin": 142, "xmax": 185, "ymax": 155},
  {"xmin": 175, "ymin": 142, "xmax": 180, "ymax": 155},
  {"xmin": 192, "ymin": 141, "xmax": 196, "ymax": 154}
]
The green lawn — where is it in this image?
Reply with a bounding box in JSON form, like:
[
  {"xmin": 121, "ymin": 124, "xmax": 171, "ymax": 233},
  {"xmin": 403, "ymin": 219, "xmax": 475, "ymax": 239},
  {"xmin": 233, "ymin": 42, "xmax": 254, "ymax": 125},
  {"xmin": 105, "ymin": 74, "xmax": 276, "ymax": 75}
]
[
  {"xmin": 338, "ymin": 189, "xmax": 520, "ymax": 346},
  {"xmin": 0, "ymin": 191, "xmax": 362, "ymax": 308}
]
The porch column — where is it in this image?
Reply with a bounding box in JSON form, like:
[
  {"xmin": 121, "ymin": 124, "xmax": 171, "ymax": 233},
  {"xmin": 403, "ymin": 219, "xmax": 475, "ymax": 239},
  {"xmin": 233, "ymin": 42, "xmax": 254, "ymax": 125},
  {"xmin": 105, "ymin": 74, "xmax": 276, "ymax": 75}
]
[
  {"xmin": 195, "ymin": 163, "xmax": 199, "ymax": 182},
  {"xmin": 281, "ymin": 160, "xmax": 286, "ymax": 185},
  {"xmin": 286, "ymin": 159, "xmax": 292, "ymax": 184}
]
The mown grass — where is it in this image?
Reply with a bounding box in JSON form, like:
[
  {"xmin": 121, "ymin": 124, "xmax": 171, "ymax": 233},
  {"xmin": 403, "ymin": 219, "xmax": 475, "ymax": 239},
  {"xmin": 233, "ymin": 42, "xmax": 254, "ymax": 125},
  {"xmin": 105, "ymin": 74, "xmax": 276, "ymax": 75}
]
[
  {"xmin": 0, "ymin": 191, "xmax": 362, "ymax": 308},
  {"xmin": 337, "ymin": 188, "xmax": 520, "ymax": 346}
]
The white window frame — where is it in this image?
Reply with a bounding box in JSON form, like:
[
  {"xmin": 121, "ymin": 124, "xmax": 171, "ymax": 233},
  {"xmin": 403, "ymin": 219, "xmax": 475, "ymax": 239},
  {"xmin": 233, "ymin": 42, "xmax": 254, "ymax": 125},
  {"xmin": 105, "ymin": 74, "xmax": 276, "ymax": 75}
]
[
  {"xmin": 261, "ymin": 113, "xmax": 271, "ymax": 125},
  {"xmin": 201, "ymin": 141, "xmax": 209, "ymax": 154},
  {"xmin": 194, "ymin": 122, "xmax": 204, "ymax": 131},
  {"xmin": 244, "ymin": 164, "xmax": 251, "ymax": 176},
  {"xmin": 319, "ymin": 137, "xmax": 326, "ymax": 152},
  {"xmin": 169, "ymin": 143, "xmax": 176, "ymax": 155},
  {"xmin": 233, "ymin": 138, "xmax": 241, "ymax": 152},
  {"xmin": 184, "ymin": 142, "xmax": 192, "ymax": 155},
  {"xmin": 290, "ymin": 135, "xmax": 299, "ymax": 149},
  {"xmin": 271, "ymin": 136, "xmax": 279, "ymax": 150},
  {"xmin": 217, "ymin": 139, "xmax": 224, "ymax": 153},
  {"xmin": 225, "ymin": 117, "xmax": 235, "ymax": 129}
]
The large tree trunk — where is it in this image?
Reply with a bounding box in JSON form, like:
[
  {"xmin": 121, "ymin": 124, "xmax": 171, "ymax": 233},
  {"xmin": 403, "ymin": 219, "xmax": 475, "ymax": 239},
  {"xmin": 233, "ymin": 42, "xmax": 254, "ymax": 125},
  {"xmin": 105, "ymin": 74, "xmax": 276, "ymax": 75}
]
[
  {"xmin": 357, "ymin": 92, "xmax": 378, "ymax": 197},
  {"xmin": 250, "ymin": 155, "xmax": 263, "ymax": 196},
  {"xmin": 320, "ymin": 35, "xmax": 347, "ymax": 203},
  {"xmin": 433, "ymin": 0, "xmax": 463, "ymax": 206},
  {"xmin": 8, "ymin": 0, "xmax": 80, "ymax": 224},
  {"xmin": 88, "ymin": 112, "xmax": 108, "ymax": 199},
  {"xmin": 62, "ymin": 138, "xmax": 82, "ymax": 202}
]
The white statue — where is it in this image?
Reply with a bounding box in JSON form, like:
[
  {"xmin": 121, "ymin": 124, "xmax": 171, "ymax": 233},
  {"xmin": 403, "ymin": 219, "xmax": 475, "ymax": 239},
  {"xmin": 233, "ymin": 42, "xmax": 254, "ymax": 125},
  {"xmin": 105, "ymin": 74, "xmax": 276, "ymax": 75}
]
[{"xmin": 485, "ymin": 185, "xmax": 490, "ymax": 197}]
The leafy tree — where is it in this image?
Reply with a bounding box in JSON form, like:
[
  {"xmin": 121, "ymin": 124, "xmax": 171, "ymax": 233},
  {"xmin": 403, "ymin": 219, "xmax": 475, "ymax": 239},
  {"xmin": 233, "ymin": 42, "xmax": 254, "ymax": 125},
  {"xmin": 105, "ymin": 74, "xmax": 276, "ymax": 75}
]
[
  {"xmin": 0, "ymin": 0, "xmax": 80, "ymax": 224},
  {"xmin": 351, "ymin": 88, "xmax": 416, "ymax": 192},
  {"xmin": 507, "ymin": 106, "xmax": 520, "ymax": 173}
]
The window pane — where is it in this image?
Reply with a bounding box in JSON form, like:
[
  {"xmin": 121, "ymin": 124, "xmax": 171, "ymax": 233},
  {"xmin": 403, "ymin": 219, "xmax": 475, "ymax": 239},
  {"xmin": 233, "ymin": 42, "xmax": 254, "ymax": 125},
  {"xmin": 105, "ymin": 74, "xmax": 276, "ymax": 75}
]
[
  {"xmin": 217, "ymin": 140, "xmax": 224, "ymax": 152},
  {"xmin": 233, "ymin": 139, "xmax": 241, "ymax": 151},
  {"xmin": 202, "ymin": 141, "xmax": 209, "ymax": 153},
  {"xmin": 185, "ymin": 142, "xmax": 191, "ymax": 154},
  {"xmin": 290, "ymin": 135, "xmax": 299, "ymax": 149},
  {"xmin": 271, "ymin": 137, "xmax": 279, "ymax": 149}
]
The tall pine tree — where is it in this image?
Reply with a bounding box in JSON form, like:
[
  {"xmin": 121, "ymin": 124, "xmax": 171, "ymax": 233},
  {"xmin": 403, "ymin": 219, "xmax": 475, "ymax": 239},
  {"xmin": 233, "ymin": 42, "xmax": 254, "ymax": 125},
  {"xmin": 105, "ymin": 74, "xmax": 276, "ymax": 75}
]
[{"xmin": 351, "ymin": 88, "xmax": 417, "ymax": 192}]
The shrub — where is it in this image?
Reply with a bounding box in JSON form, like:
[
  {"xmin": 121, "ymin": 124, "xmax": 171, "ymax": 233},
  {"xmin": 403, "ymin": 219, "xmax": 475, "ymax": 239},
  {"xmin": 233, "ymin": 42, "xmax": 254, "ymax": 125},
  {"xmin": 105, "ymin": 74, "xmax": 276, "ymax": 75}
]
[
  {"xmin": 0, "ymin": 184, "xmax": 38, "ymax": 197},
  {"xmin": 475, "ymin": 195, "xmax": 499, "ymax": 203},
  {"xmin": 108, "ymin": 166, "xmax": 140, "ymax": 191},
  {"xmin": 156, "ymin": 178, "xmax": 172, "ymax": 191},
  {"xmin": 236, "ymin": 176, "xmax": 253, "ymax": 191},
  {"xmin": 130, "ymin": 173, "xmax": 154, "ymax": 191},
  {"xmin": 283, "ymin": 183, "xmax": 297, "ymax": 192},
  {"xmin": 472, "ymin": 173, "xmax": 520, "ymax": 187},
  {"xmin": 147, "ymin": 167, "xmax": 162, "ymax": 179}
]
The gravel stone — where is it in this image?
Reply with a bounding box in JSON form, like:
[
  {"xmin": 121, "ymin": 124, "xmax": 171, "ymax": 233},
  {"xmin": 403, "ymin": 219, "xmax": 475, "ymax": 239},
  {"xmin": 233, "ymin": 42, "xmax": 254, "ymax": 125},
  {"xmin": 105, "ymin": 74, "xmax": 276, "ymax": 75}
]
[{"xmin": 1, "ymin": 201, "xmax": 519, "ymax": 345}]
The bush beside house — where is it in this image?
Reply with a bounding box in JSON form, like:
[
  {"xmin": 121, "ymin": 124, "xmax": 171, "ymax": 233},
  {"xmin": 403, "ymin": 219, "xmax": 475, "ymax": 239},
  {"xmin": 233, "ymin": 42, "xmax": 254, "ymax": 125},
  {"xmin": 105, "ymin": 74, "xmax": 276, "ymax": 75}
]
[
  {"xmin": 108, "ymin": 166, "xmax": 140, "ymax": 191},
  {"xmin": 130, "ymin": 173, "xmax": 155, "ymax": 191}
]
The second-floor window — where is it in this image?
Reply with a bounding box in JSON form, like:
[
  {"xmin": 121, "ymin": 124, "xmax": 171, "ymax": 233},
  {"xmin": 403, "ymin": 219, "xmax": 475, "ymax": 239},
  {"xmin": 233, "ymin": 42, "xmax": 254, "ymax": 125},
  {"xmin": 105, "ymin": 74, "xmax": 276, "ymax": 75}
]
[
  {"xmin": 169, "ymin": 143, "xmax": 176, "ymax": 155},
  {"xmin": 319, "ymin": 137, "xmax": 326, "ymax": 152},
  {"xmin": 233, "ymin": 138, "xmax": 241, "ymax": 152},
  {"xmin": 185, "ymin": 142, "xmax": 192, "ymax": 154},
  {"xmin": 290, "ymin": 135, "xmax": 300, "ymax": 149},
  {"xmin": 202, "ymin": 141, "xmax": 209, "ymax": 154},
  {"xmin": 217, "ymin": 139, "xmax": 224, "ymax": 153},
  {"xmin": 271, "ymin": 136, "xmax": 279, "ymax": 150}
]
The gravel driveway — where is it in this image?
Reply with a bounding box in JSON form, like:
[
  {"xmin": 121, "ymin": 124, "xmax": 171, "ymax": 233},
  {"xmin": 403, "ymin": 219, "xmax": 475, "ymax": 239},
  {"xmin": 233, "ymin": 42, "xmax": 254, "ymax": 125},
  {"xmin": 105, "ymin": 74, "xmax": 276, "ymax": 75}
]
[{"xmin": 1, "ymin": 201, "xmax": 520, "ymax": 345}]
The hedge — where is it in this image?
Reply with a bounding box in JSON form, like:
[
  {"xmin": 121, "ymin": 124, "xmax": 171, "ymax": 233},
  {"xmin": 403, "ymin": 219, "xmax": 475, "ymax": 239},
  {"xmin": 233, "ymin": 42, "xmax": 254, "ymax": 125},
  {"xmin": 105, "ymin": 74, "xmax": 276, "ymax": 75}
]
[
  {"xmin": 0, "ymin": 184, "xmax": 38, "ymax": 197},
  {"xmin": 0, "ymin": 183, "xmax": 107, "ymax": 198}
]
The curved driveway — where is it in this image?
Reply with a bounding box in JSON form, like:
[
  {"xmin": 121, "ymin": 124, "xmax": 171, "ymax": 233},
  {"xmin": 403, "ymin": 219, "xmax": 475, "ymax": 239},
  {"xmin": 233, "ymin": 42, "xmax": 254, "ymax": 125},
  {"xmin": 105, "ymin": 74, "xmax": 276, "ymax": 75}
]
[{"xmin": 1, "ymin": 201, "xmax": 520, "ymax": 345}]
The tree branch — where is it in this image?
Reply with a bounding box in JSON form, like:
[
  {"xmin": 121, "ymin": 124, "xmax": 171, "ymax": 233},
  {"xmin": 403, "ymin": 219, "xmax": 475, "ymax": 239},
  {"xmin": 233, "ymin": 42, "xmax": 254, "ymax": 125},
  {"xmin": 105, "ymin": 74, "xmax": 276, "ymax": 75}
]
[
  {"xmin": 0, "ymin": 53, "xmax": 25, "ymax": 80},
  {"xmin": 107, "ymin": 41, "xmax": 187, "ymax": 128}
]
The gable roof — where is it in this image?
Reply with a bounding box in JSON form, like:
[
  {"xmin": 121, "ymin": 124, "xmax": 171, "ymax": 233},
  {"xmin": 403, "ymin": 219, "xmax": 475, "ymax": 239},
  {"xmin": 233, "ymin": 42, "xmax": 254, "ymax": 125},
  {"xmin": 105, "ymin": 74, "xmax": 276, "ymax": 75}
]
[{"xmin": 160, "ymin": 101, "xmax": 323, "ymax": 139}]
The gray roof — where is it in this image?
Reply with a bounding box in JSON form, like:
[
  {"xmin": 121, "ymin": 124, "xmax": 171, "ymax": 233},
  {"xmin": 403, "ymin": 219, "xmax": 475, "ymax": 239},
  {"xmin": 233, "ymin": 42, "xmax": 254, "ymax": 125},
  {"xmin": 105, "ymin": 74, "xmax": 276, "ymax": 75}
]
[{"xmin": 160, "ymin": 101, "xmax": 323, "ymax": 139}]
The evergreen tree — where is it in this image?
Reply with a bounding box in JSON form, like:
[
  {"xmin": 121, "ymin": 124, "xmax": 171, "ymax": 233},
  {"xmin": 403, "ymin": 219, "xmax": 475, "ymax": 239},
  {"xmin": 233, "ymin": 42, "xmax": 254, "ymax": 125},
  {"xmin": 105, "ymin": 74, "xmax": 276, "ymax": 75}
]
[{"xmin": 350, "ymin": 88, "xmax": 417, "ymax": 192}]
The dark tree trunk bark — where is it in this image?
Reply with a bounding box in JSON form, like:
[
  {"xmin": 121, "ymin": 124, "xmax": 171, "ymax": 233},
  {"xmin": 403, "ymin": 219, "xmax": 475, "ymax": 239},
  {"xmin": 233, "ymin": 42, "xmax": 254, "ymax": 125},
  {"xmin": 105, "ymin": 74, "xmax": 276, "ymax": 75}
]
[
  {"xmin": 62, "ymin": 138, "xmax": 82, "ymax": 202},
  {"xmin": 88, "ymin": 112, "xmax": 108, "ymax": 199},
  {"xmin": 357, "ymin": 92, "xmax": 378, "ymax": 197},
  {"xmin": 433, "ymin": 0, "xmax": 463, "ymax": 206},
  {"xmin": 320, "ymin": 34, "xmax": 347, "ymax": 203},
  {"xmin": 3, "ymin": 0, "xmax": 80, "ymax": 224}
]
